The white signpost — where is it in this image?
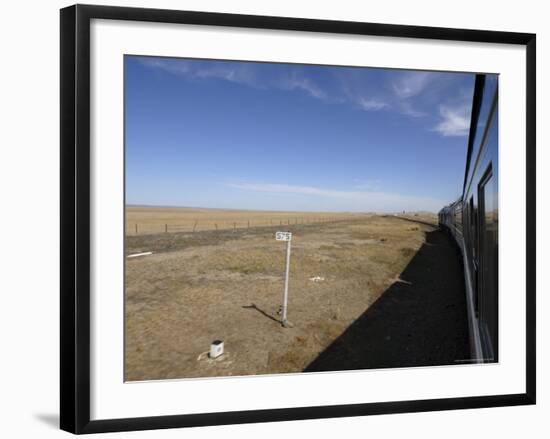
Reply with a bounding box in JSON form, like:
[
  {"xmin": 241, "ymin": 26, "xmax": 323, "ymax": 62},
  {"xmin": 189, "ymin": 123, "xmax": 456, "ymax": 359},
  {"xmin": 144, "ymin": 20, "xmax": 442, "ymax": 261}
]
[
  {"xmin": 276, "ymin": 231, "xmax": 293, "ymax": 327},
  {"xmin": 275, "ymin": 231, "xmax": 292, "ymax": 242}
]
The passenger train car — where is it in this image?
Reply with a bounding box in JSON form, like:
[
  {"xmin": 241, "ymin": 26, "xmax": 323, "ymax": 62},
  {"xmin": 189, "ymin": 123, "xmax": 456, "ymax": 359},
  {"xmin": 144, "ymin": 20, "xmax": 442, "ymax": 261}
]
[{"xmin": 438, "ymin": 74, "xmax": 498, "ymax": 363}]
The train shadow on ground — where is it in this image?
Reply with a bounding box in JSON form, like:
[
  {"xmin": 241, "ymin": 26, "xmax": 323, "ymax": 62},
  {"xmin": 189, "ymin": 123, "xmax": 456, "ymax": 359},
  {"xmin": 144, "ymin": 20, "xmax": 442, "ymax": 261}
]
[
  {"xmin": 304, "ymin": 229, "xmax": 471, "ymax": 372},
  {"xmin": 383, "ymin": 214, "xmax": 438, "ymax": 229}
]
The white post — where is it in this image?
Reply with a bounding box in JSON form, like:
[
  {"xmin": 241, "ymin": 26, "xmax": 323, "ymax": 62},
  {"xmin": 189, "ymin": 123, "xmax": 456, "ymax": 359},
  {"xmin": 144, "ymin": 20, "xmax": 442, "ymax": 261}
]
[{"xmin": 282, "ymin": 237, "xmax": 292, "ymax": 327}]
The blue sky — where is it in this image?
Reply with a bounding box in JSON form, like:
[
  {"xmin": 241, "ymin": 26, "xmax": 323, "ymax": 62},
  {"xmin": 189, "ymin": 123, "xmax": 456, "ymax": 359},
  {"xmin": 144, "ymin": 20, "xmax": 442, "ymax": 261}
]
[{"xmin": 125, "ymin": 56, "xmax": 475, "ymax": 212}]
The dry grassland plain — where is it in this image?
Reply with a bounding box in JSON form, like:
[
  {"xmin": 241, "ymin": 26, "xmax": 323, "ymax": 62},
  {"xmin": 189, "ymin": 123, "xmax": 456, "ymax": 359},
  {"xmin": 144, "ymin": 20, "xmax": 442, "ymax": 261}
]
[
  {"xmin": 125, "ymin": 207, "xmax": 440, "ymax": 381},
  {"xmin": 126, "ymin": 206, "xmax": 368, "ymax": 235}
]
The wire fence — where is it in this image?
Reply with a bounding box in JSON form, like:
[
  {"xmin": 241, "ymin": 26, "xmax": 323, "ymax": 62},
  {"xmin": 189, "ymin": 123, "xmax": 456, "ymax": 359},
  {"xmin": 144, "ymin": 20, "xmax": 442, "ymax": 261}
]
[{"xmin": 126, "ymin": 215, "xmax": 368, "ymax": 236}]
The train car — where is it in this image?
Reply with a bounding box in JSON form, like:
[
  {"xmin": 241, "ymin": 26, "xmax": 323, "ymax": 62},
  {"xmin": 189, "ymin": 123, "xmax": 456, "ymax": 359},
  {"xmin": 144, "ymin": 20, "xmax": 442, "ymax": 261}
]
[
  {"xmin": 438, "ymin": 73, "xmax": 498, "ymax": 363},
  {"xmin": 439, "ymin": 198, "xmax": 463, "ymax": 242}
]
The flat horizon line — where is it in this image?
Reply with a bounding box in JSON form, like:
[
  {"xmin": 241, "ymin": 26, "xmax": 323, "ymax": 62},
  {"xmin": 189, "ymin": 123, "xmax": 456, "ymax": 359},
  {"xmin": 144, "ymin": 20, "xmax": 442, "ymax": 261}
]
[
  {"xmin": 125, "ymin": 203, "xmax": 436, "ymax": 214},
  {"xmin": 125, "ymin": 203, "xmax": 370, "ymax": 213}
]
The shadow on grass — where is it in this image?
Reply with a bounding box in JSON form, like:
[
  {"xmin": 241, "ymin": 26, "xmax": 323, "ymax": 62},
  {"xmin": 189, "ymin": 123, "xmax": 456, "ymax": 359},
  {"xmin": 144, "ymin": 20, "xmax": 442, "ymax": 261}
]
[
  {"xmin": 304, "ymin": 229, "xmax": 470, "ymax": 372},
  {"xmin": 242, "ymin": 303, "xmax": 281, "ymax": 325},
  {"xmin": 383, "ymin": 214, "xmax": 438, "ymax": 229}
]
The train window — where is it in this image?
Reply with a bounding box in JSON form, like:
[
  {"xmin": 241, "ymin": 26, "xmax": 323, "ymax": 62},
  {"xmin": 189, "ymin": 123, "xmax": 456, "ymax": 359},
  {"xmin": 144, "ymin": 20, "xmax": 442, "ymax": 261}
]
[
  {"xmin": 469, "ymin": 197, "xmax": 476, "ymax": 257},
  {"xmin": 468, "ymin": 197, "xmax": 475, "ymax": 255},
  {"xmin": 454, "ymin": 203, "xmax": 462, "ymax": 234},
  {"xmin": 468, "ymin": 195, "xmax": 479, "ymax": 316},
  {"xmin": 469, "ymin": 197, "xmax": 474, "ymax": 227},
  {"xmin": 477, "ymin": 164, "xmax": 498, "ymax": 361}
]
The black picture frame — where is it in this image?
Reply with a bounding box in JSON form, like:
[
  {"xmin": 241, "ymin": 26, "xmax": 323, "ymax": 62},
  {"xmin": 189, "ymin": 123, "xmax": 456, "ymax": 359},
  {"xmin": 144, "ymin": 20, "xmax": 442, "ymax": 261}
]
[{"xmin": 60, "ymin": 4, "xmax": 536, "ymax": 434}]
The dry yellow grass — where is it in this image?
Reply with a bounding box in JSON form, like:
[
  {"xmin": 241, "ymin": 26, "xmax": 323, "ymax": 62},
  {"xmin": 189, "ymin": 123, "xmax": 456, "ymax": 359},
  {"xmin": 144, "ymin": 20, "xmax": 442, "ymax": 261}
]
[
  {"xmin": 124, "ymin": 214, "xmax": 435, "ymax": 381},
  {"xmin": 126, "ymin": 206, "xmax": 371, "ymax": 235}
]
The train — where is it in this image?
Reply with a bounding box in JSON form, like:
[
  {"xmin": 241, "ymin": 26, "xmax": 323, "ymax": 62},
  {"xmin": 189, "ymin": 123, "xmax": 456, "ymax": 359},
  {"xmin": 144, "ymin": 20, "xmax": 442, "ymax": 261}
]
[{"xmin": 438, "ymin": 73, "xmax": 498, "ymax": 363}]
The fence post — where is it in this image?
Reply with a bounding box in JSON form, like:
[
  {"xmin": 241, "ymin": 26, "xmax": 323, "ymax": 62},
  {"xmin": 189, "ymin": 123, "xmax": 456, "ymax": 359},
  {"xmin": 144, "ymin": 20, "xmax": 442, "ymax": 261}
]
[
  {"xmin": 193, "ymin": 221, "xmax": 198, "ymax": 232},
  {"xmin": 233, "ymin": 222, "xmax": 236, "ymax": 231},
  {"xmin": 165, "ymin": 224, "xmax": 167, "ymax": 233},
  {"xmin": 135, "ymin": 224, "xmax": 138, "ymax": 235}
]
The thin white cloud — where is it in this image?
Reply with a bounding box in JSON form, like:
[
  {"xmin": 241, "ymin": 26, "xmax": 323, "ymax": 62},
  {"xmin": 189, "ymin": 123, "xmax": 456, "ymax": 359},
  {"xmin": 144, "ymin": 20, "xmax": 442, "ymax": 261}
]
[
  {"xmin": 227, "ymin": 182, "xmax": 444, "ymax": 212},
  {"xmin": 139, "ymin": 58, "xmax": 474, "ymax": 137},
  {"xmin": 340, "ymin": 81, "xmax": 389, "ymax": 112},
  {"xmin": 228, "ymin": 183, "xmax": 346, "ymax": 198},
  {"xmin": 194, "ymin": 65, "xmax": 259, "ymax": 87},
  {"xmin": 398, "ymin": 101, "xmax": 426, "ymax": 118},
  {"xmin": 138, "ymin": 58, "xmax": 261, "ymax": 88},
  {"xmin": 139, "ymin": 58, "xmax": 192, "ymax": 75},
  {"xmin": 357, "ymin": 98, "xmax": 389, "ymax": 111},
  {"xmin": 140, "ymin": 58, "xmax": 331, "ymax": 99},
  {"xmin": 391, "ymin": 71, "xmax": 434, "ymax": 98},
  {"xmin": 432, "ymin": 104, "xmax": 471, "ymax": 137},
  {"xmin": 280, "ymin": 75, "xmax": 328, "ymax": 100},
  {"xmin": 353, "ymin": 179, "xmax": 382, "ymax": 191}
]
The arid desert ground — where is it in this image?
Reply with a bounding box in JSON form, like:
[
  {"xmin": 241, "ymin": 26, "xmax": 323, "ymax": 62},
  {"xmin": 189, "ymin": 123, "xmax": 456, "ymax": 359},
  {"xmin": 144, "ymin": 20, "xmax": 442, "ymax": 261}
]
[{"xmin": 124, "ymin": 207, "xmax": 469, "ymax": 381}]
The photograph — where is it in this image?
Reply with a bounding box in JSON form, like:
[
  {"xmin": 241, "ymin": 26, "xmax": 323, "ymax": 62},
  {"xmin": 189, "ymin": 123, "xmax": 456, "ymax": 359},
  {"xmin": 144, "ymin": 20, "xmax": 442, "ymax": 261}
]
[{"xmin": 123, "ymin": 55, "xmax": 498, "ymax": 382}]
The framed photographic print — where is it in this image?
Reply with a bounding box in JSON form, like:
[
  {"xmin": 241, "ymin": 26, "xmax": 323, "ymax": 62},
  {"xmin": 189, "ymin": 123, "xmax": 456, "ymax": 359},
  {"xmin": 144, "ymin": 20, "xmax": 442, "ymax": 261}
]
[{"xmin": 60, "ymin": 4, "xmax": 536, "ymax": 434}]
